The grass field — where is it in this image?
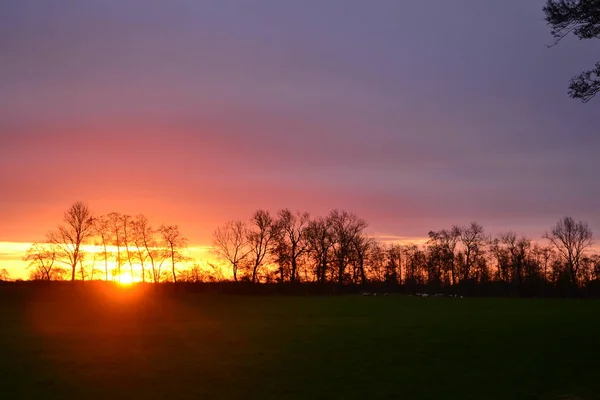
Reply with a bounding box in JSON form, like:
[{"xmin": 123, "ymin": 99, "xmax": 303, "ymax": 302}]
[{"xmin": 1, "ymin": 284, "xmax": 599, "ymax": 400}]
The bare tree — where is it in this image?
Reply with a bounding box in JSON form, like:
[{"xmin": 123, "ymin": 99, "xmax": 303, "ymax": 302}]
[
  {"xmin": 491, "ymin": 232, "xmax": 533, "ymax": 292},
  {"xmin": 544, "ymin": 217, "xmax": 594, "ymax": 286},
  {"xmin": 427, "ymin": 226, "xmax": 461, "ymax": 285},
  {"xmin": 150, "ymin": 254, "xmax": 167, "ymax": 283},
  {"xmin": 178, "ymin": 264, "xmax": 204, "ymax": 283},
  {"xmin": 84, "ymin": 256, "xmax": 101, "ymax": 281},
  {"xmin": 107, "ymin": 212, "xmax": 125, "ymax": 282},
  {"xmin": 366, "ymin": 242, "xmax": 387, "ymax": 283},
  {"xmin": 506, "ymin": 233, "xmax": 531, "ymax": 285},
  {"xmin": 133, "ymin": 214, "xmax": 165, "ymax": 283},
  {"xmin": 213, "ymin": 221, "xmax": 248, "ymax": 281},
  {"xmin": 93, "ymin": 214, "xmax": 112, "ymax": 281},
  {"xmin": 536, "ymin": 245, "xmax": 556, "ymax": 283},
  {"xmin": 23, "ymin": 242, "xmax": 61, "ymax": 281},
  {"xmin": 0, "ymin": 269, "xmax": 9, "ymax": 281},
  {"xmin": 48, "ymin": 201, "xmax": 94, "ymax": 281},
  {"xmin": 385, "ymin": 243, "xmax": 403, "ymax": 285},
  {"xmin": 272, "ymin": 209, "xmax": 310, "ymax": 282},
  {"xmin": 122, "ymin": 214, "xmax": 136, "ymax": 281},
  {"xmin": 247, "ymin": 210, "xmax": 276, "ymax": 283},
  {"xmin": 403, "ymin": 244, "xmax": 427, "ymax": 285},
  {"xmin": 490, "ymin": 237, "xmax": 511, "ymax": 284},
  {"xmin": 329, "ymin": 210, "xmax": 368, "ymax": 285},
  {"xmin": 212, "ymin": 220, "xmax": 250, "ymax": 282},
  {"xmin": 159, "ymin": 224, "xmax": 188, "ymax": 283},
  {"xmin": 305, "ymin": 216, "xmax": 334, "ymax": 283},
  {"xmin": 351, "ymin": 234, "xmax": 374, "ymax": 285},
  {"xmin": 78, "ymin": 256, "xmax": 89, "ymax": 282},
  {"xmin": 459, "ymin": 222, "xmax": 487, "ymax": 281},
  {"xmin": 132, "ymin": 214, "xmax": 152, "ymax": 283}
]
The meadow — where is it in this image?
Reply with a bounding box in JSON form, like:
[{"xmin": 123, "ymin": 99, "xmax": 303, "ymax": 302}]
[{"xmin": 1, "ymin": 283, "xmax": 598, "ymax": 400}]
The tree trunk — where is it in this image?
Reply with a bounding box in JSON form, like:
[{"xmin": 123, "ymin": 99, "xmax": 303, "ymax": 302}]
[
  {"xmin": 103, "ymin": 243, "xmax": 109, "ymax": 281},
  {"xmin": 291, "ymin": 258, "xmax": 297, "ymax": 282},
  {"xmin": 116, "ymin": 247, "xmax": 121, "ymax": 281},
  {"xmin": 136, "ymin": 248, "xmax": 145, "ymax": 283},
  {"xmin": 464, "ymin": 251, "xmax": 471, "ymax": 281},
  {"xmin": 71, "ymin": 247, "xmax": 79, "ymax": 282},
  {"xmin": 320, "ymin": 257, "xmax": 327, "ymax": 283},
  {"xmin": 79, "ymin": 259, "xmax": 85, "ymax": 282},
  {"xmin": 337, "ymin": 260, "xmax": 344, "ymax": 285},
  {"xmin": 252, "ymin": 264, "xmax": 258, "ymax": 283},
  {"xmin": 569, "ymin": 263, "xmax": 578, "ymax": 288},
  {"xmin": 398, "ymin": 259, "xmax": 402, "ymax": 285},
  {"xmin": 171, "ymin": 244, "xmax": 177, "ymax": 283},
  {"xmin": 359, "ymin": 259, "xmax": 366, "ymax": 285}
]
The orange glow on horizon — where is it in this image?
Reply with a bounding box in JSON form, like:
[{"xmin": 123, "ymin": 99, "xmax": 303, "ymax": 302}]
[
  {"xmin": 114, "ymin": 271, "xmax": 137, "ymax": 286},
  {"xmin": 0, "ymin": 242, "xmax": 216, "ymax": 281},
  {"xmin": 0, "ymin": 236, "xmax": 439, "ymax": 281}
]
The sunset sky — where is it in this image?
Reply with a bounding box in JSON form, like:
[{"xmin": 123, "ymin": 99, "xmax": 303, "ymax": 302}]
[{"xmin": 1, "ymin": 0, "xmax": 599, "ymax": 277}]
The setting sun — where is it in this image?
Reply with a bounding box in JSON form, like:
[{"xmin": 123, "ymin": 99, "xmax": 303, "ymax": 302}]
[{"xmin": 115, "ymin": 272, "xmax": 136, "ymax": 286}]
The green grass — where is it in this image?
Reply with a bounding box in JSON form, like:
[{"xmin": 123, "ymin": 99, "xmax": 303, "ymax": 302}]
[{"xmin": 1, "ymin": 285, "xmax": 599, "ymax": 399}]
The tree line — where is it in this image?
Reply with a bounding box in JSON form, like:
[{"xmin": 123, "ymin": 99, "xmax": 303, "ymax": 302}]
[
  {"xmin": 211, "ymin": 210, "xmax": 597, "ymax": 296},
  {"xmin": 23, "ymin": 202, "xmax": 188, "ymax": 283},
  {"xmin": 20, "ymin": 201, "xmax": 599, "ymax": 297}
]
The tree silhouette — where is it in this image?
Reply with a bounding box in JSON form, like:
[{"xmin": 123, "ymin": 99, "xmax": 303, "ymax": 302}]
[
  {"xmin": 427, "ymin": 227, "xmax": 461, "ymax": 286},
  {"xmin": 305, "ymin": 216, "xmax": 334, "ymax": 283},
  {"xmin": 212, "ymin": 220, "xmax": 250, "ymax": 282},
  {"xmin": 458, "ymin": 222, "xmax": 486, "ymax": 281},
  {"xmin": 16, "ymin": 201, "xmax": 600, "ymax": 297},
  {"xmin": 159, "ymin": 225, "xmax": 188, "ymax": 283},
  {"xmin": 272, "ymin": 209, "xmax": 310, "ymax": 282},
  {"xmin": 544, "ymin": 0, "xmax": 600, "ymax": 102},
  {"xmin": 134, "ymin": 214, "xmax": 165, "ymax": 283},
  {"xmin": 351, "ymin": 234, "xmax": 373, "ymax": 285},
  {"xmin": 93, "ymin": 214, "xmax": 111, "ymax": 281},
  {"xmin": 403, "ymin": 244, "xmax": 426, "ymax": 285},
  {"xmin": 491, "ymin": 233, "xmax": 534, "ymax": 294},
  {"xmin": 544, "ymin": 217, "xmax": 594, "ymax": 287},
  {"xmin": 77, "ymin": 254, "xmax": 98, "ymax": 282},
  {"xmin": 534, "ymin": 244, "xmax": 556, "ymax": 283},
  {"xmin": 329, "ymin": 210, "xmax": 368, "ymax": 285},
  {"xmin": 122, "ymin": 214, "xmax": 136, "ymax": 281},
  {"xmin": 0, "ymin": 269, "xmax": 9, "ymax": 281},
  {"xmin": 131, "ymin": 214, "xmax": 153, "ymax": 283},
  {"xmin": 23, "ymin": 243, "xmax": 57, "ymax": 281},
  {"xmin": 384, "ymin": 244, "xmax": 403, "ymax": 285},
  {"xmin": 247, "ymin": 210, "xmax": 276, "ymax": 283},
  {"xmin": 107, "ymin": 212, "xmax": 125, "ymax": 282},
  {"xmin": 48, "ymin": 201, "xmax": 94, "ymax": 282}
]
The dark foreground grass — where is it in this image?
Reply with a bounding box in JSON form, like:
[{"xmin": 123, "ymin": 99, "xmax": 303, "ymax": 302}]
[{"xmin": 0, "ymin": 284, "xmax": 599, "ymax": 400}]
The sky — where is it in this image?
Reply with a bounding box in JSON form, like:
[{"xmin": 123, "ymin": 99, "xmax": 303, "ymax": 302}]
[{"xmin": 1, "ymin": 0, "xmax": 599, "ymax": 276}]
